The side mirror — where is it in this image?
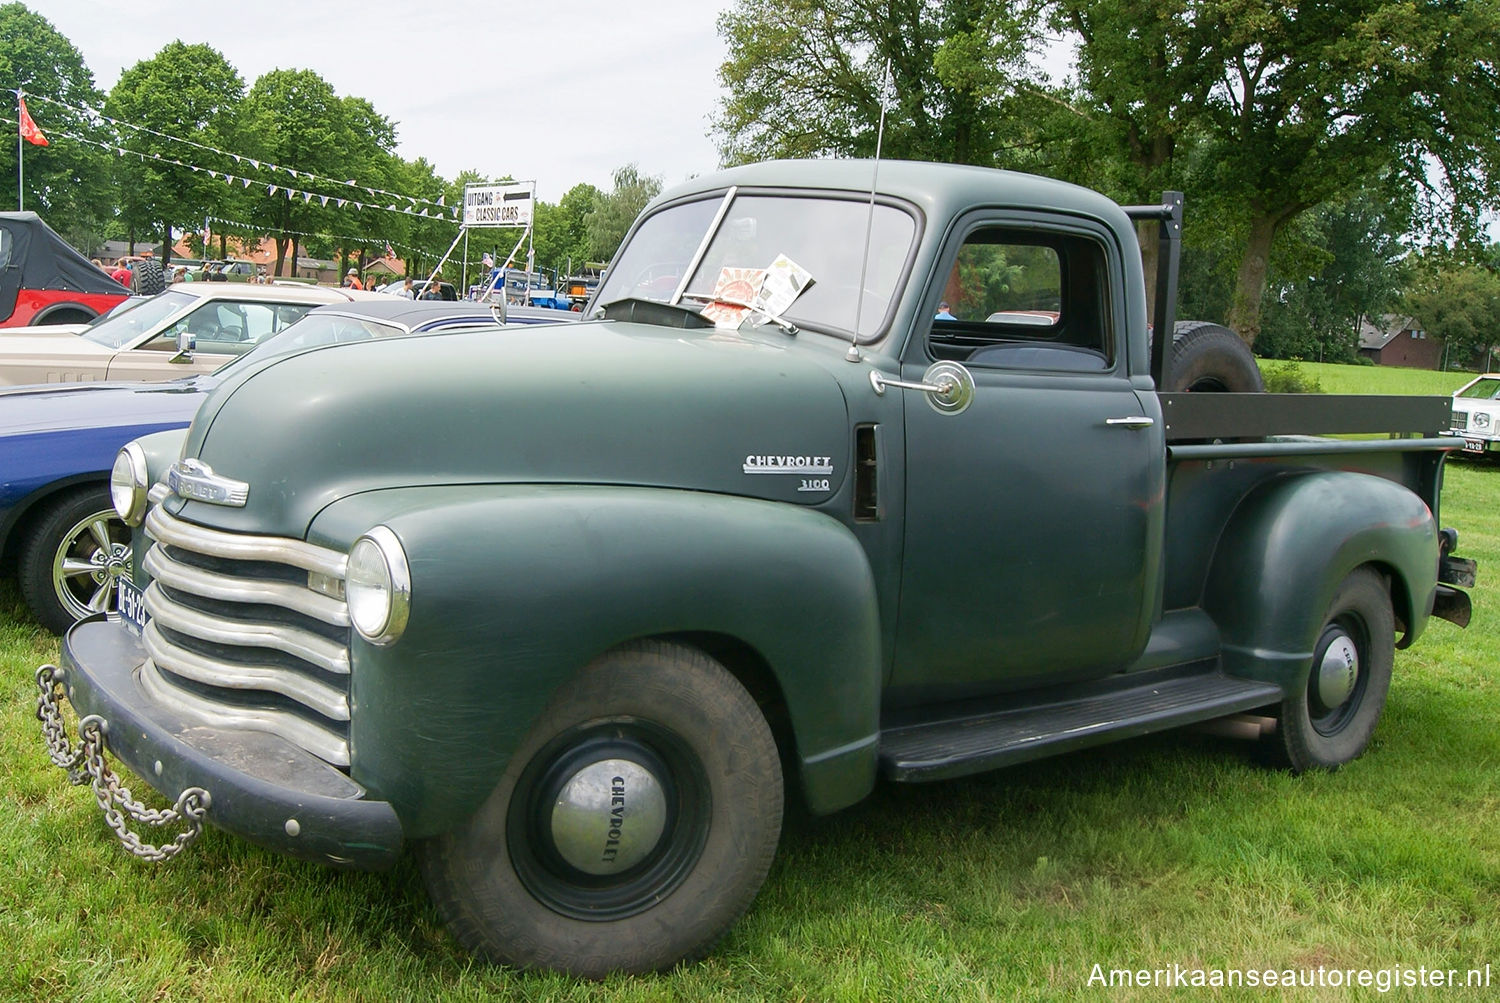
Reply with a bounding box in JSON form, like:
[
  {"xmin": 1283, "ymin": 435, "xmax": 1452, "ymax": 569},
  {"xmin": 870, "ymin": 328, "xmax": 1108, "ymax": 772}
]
[{"xmin": 169, "ymin": 331, "xmax": 196, "ymax": 364}]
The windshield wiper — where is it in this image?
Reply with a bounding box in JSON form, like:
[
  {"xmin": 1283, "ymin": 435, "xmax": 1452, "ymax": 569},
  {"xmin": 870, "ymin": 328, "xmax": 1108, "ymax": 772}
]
[{"xmin": 677, "ymin": 292, "xmax": 799, "ymax": 336}]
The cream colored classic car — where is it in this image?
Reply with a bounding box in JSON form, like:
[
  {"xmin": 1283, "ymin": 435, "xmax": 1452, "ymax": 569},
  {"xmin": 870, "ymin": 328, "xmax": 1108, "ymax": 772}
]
[{"xmin": 0, "ymin": 283, "xmax": 369, "ymax": 386}]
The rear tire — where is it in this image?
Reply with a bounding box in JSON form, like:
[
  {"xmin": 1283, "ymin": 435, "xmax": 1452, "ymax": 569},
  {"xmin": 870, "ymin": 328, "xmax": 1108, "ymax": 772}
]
[
  {"xmin": 1266, "ymin": 567, "xmax": 1393, "ymax": 772},
  {"xmin": 131, "ymin": 258, "xmax": 166, "ymax": 295},
  {"xmin": 420, "ymin": 640, "xmax": 783, "ymax": 977},
  {"xmin": 1169, "ymin": 321, "xmax": 1264, "ymax": 392}
]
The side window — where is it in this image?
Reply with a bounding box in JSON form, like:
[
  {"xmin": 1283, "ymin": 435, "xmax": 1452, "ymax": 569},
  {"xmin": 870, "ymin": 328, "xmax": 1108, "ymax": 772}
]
[
  {"xmin": 929, "ymin": 227, "xmax": 1112, "ymax": 373},
  {"xmin": 0, "ymin": 223, "xmax": 12, "ymax": 269}
]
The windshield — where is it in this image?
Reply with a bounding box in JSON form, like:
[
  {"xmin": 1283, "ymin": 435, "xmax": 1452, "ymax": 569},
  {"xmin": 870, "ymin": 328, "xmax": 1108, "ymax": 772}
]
[
  {"xmin": 1456, "ymin": 380, "xmax": 1500, "ymax": 400},
  {"xmin": 81, "ymin": 290, "xmax": 196, "ymax": 348},
  {"xmin": 215, "ymin": 313, "xmax": 409, "ymax": 375},
  {"xmin": 596, "ymin": 192, "xmax": 917, "ymax": 339}
]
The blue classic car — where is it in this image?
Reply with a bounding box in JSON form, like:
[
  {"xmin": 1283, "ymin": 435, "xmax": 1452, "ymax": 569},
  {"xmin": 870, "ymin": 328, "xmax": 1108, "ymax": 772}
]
[{"xmin": 0, "ymin": 299, "xmax": 571, "ymax": 631}]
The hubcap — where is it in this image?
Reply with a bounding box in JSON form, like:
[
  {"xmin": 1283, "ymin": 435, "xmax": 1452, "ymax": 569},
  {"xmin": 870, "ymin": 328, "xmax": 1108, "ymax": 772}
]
[
  {"xmin": 53, "ymin": 511, "xmax": 132, "ymax": 620},
  {"xmin": 1316, "ymin": 634, "xmax": 1359, "ymax": 709},
  {"xmin": 509, "ymin": 723, "xmax": 711, "ymax": 922},
  {"xmin": 1308, "ymin": 621, "xmax": 1367, "ymax": 735},
  {"xmin": 550, "ymin": 758, "xmax": 668, "ymax": 875}
]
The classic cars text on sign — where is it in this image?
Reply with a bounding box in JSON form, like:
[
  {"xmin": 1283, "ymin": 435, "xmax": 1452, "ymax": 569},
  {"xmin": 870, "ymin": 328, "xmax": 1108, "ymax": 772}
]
[{"xmin": 463, "ymin": 183, "xmax": 535, "ymax": 228}]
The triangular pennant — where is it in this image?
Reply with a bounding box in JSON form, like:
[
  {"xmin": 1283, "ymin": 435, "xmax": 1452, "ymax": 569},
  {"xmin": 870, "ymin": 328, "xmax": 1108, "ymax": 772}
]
[
  {"xmin": 243, "ymin": 177, "xmax": 253, "ymax": 188},
  {"xmin": 337, "ymin": 199, "xmax": 347, "ymax": 208},
  {"xmin": 320, "ymin": 195, "xmax": 330, "ymax": 206},
  {"xmin": 250, "ymin": 159, "xmax": 260, "ymax": 169},
  {"xmin": 268, "ymin": 185, "xmax": 278, "ymax": 195},
  {"xmin": 303, "ymin": 191, "xmax": 313, "ymax": 203},
  {"xmin": 232, "ymin": 154, "xmax": 241, "ymax": 163}
]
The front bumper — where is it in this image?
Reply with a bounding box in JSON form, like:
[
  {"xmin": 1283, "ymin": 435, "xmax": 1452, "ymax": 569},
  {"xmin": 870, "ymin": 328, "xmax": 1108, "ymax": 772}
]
[{"xmin": 56, "ymin": 615, "xmax": 402, "ymax": 870}]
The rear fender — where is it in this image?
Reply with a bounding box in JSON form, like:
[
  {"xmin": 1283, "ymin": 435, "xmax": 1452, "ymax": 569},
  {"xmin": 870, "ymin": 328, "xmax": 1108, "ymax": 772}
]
[
  {"xmin": 1202, "ymin": 470, "xmax": 1438, "ymax": 690},
  {"xmin": 310, "ymin": 485, "xmax": 882, "ymax": 835}
]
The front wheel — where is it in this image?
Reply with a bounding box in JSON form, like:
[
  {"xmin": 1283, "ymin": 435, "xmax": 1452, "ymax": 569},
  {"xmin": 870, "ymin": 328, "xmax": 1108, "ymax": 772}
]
[
  {"xmin": 420, "ymin": 641, "xmax": 784, "ymax": 977},
  {"xmin": 18, "ymin": 486, "xmax": 132, "ymax": 635},
  {"xmin": 1266, "ymin": 566, "xmax": 1394, "ymax": 772}
]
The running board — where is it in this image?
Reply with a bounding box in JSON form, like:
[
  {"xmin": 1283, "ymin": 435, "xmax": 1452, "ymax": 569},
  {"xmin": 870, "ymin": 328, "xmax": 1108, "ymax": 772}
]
[{"xmin": 879, "ymin": 667, "xmax": 1283, "ymax": 782}]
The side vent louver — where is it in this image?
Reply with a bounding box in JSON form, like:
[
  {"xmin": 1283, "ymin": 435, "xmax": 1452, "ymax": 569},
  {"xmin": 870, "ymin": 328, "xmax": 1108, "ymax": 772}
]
[{"xmin": 854, "ymin": 424, "xmax": 879, "ymax": 521}]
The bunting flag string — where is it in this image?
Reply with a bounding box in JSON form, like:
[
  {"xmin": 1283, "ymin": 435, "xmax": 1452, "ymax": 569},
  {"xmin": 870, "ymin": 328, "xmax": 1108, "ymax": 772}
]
[
  {"xmin": 22, "ymin": 91, "xmax": 465, "ymax": 215},
  {"xmin": 201, "ymin": 214, "xmax": 433, "ymax": 257},
  {"xmin": 0, "ymin": 114, "xmax": 463, "ymax": 224}
]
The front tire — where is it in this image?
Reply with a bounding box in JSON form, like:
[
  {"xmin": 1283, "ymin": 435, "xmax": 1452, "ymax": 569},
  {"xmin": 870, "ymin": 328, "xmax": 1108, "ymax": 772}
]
[
  {"xmin": 1267, "ymin": 566, "xmax": 1394, "ymax": 772},
  {"xmin": 420, "ymin": 641, "xmax": 783, "ymax": 977},
  {"xmin": 17, "ymin": 486, "xmax": 132, "ymax": 634}
]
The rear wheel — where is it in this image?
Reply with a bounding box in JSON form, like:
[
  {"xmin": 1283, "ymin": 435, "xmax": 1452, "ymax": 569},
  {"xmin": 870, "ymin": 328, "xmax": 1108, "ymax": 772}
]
[
  {"xmin": 18, "ymin": 486, "xmax": 131, "ymax": 634},
  {"xmin": 420, "ymin": 641, "xmax": 783, "ymax": 977},
  {"xmin": 1266, "ymin": 567, "xmax": 1394, "ymax": 772}
]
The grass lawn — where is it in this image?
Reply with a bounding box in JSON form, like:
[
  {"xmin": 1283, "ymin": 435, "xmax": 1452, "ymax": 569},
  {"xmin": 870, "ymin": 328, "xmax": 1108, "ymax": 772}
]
[{"xmin": 2, "ymin": 361, "xmax": 1496, "ymax": 1000}]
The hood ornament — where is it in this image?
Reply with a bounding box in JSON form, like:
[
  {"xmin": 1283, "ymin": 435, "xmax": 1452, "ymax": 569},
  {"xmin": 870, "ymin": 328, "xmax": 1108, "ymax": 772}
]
[{"xmin": 167, "ymin": 458, "xmax": 249, "ymax": 507}]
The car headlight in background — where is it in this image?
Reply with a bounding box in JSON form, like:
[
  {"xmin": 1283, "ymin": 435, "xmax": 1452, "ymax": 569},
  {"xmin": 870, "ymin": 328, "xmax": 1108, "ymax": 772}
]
[
  {"xmin": 110, "ymin": 442, "xmax": 149, "ymax": 526},
  {"xmin": 1475, "ymin": 412, "xmax": 1492, "ymax": 429},
  {"xmin": 345, "ymin": 526, "xmax": 411, "ymax": 645}
]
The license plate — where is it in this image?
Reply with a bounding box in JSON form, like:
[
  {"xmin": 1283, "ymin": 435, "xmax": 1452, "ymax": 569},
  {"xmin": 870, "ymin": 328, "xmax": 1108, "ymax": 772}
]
[
  {"xmin": 117, "ymin": 576, "xmax": 149, "ymax": 637},
  {"xmin": 1464, "ymin": 439, "xmax": 1487, "ymax": 454}
]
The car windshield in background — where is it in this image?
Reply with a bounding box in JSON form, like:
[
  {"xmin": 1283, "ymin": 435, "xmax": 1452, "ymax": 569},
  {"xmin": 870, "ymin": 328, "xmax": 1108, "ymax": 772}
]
[
  {"xmin": 1456, "ymin": 380, "xmax": 1500, "ymax": 400},
  {"xmin": 595, "ymin": 193, "xmax": 916, "ymax": 339},
  {"xmin": 80, "ymin": 290, "xmax": 195, "ymax": 348},
  {"xmin": 217, "ymin": 314, "xmax": 409, "ymax": 373}
]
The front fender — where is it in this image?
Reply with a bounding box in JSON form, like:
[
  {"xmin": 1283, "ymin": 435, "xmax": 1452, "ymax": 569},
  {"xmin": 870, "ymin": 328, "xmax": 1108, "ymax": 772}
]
[
  {"xmin": 310, "ymin": 485, "xmax": 882, "ymax": 835},
  {"xmin": 1202, "ymin": 470, "xmax": 1438, "ymax": 689}
]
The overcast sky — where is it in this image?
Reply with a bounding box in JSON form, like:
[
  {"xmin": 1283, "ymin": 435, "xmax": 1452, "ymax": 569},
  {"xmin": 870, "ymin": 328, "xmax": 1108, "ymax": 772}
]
[{"xmin": 34, "ymin": 0, "xmax": 729, "ymax": 204}]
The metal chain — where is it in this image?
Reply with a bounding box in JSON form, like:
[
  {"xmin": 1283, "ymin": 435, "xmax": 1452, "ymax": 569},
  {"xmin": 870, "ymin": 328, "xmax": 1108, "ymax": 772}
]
[
  {"xmin": 36, "ymin": 664, "xmax": 88, "ymax": 784},
  {"xmin": 36, "ymin": 664, "xmax": 211, "ymax": 862}
]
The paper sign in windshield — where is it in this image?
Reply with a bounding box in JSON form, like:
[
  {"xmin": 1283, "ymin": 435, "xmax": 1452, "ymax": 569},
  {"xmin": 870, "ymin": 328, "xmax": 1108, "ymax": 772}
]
[
  {"xmin": 754, "ymin": 254, "xmax": 813, "ymax": 316},
  {"xmin": 701, "ymin": 267, "xmax": 767, "ymax": 328}
]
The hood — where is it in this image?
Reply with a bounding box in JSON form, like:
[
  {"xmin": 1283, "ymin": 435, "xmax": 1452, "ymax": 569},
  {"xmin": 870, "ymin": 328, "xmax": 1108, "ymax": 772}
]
[
  {"xmin": 0, "ymin": 330, "xmax": 116, "ymax": 355},
  {"xmin": 172, "ymin": 321, "xmax": 853, "ymax": 538},
  {"xmin": 0, "ymin": 376, "xmax": 212, "ymax": 435}
]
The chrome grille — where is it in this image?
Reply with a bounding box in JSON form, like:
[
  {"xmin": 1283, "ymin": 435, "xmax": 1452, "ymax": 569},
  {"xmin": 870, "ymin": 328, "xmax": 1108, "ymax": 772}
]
[
  {"xmin": 1451, "ymin": 411, "xmax": 1469, "ymax": 430},
  {"xmin": 139, "ymin": 505, "xmax": 352, "ymax": 767}
]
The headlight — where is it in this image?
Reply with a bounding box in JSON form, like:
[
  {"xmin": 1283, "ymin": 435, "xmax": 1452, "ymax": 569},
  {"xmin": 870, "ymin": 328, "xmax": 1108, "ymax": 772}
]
[
  {"xmin": 110, "ymin": 442, "xmax": 149, "ymax": 526},
  {"xmin": 1476, "ymin": 412, "xmax": 1492, "ymax": 429},
  {"xmin": 346, "ymin": 526, "xmax": 410, "ymax": 645}
]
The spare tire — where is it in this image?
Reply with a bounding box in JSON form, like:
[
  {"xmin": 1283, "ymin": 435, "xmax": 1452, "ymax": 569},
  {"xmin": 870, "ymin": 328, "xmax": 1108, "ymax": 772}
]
[
  {"xmin": 130, "ymin": 258, "xmax": 166, "ymax": 295},
  {"xmin": 1168, "ymin": 320, "xmax": 1264, "ymax": 392}
]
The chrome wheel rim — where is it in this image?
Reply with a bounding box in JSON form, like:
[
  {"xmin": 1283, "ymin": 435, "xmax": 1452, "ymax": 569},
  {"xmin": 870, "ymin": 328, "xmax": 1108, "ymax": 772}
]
[{"xmin": 51, "ymin": 509, "xmax": 132, "ymax": 621}]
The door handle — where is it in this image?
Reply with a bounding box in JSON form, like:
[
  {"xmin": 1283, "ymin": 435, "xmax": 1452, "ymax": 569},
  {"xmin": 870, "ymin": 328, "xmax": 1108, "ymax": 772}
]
[{"xmin": 1105, "ymin": 416, "xmax": 1155, "ymax": 429}]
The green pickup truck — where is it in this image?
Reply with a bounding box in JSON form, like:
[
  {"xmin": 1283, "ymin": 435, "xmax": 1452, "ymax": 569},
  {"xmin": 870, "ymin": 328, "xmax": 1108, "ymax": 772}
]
[{"xmin": 40, "ymin": 160, "xmax": 1476, "ymax": 977}]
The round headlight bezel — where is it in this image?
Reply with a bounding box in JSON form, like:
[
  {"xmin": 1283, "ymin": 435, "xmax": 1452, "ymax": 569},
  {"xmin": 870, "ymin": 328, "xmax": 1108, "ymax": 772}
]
[
  {"xmin": 1475, "ymin": 411, "xmax": 1492, "ymax": 429},
  {"xmin": 346, "ymin": 526, "xmax": 410, "ymax": 645},
  {"xmin": 110, "ymin": 442, "xmax": 150, "ymax": 526}
]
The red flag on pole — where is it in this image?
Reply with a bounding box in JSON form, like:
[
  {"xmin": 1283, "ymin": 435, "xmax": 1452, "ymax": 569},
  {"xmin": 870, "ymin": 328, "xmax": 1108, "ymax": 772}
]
[{"xmin": 18, "ymin": 98, "xmax": 48, "ymax": 147}]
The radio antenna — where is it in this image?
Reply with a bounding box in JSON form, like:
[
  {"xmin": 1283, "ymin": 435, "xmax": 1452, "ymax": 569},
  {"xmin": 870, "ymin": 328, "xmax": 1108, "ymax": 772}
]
[{"xmin": 847, "ymin": 58, "xmax": 892, "ymax": 363}]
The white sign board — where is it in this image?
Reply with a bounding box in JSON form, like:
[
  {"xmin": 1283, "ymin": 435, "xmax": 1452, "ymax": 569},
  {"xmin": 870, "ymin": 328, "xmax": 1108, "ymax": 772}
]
[{"xmin": 463, "ymin": 182, "xmax": 534, "ymax": 228}]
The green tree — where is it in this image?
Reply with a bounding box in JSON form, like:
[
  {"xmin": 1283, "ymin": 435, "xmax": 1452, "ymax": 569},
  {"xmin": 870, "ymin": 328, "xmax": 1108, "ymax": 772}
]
[
  {"xmin": 239, "ymin": 69, "xmax": 348, "ymax": 275},
  {"xmin": 1255, "ymin": 186, "xmax": 1412, "ymax": 362},
  {"xmin": 107, "ymin": 42, "xmax": 246, "ymax": 261},
  {"xmin": 714, "ymin": 0, "xmax": 1042, "ymax": 166},
  {"xmin": 0, "ymin": 3, "xmax": 110, "ymax": 241},
  {"xmin": 331, "ymin": 95, "xmax": 401, "ymax": 277},
  {"xmin": 1056, "ymin": 0, "xmax": 1500, "ymax": 346},
  {"xmin": 584, "ymin": 165, "xmax": 660, "ymax": 262},
  {"xmin": 1406, "ymin": 258, "xmax": 1500, "ymax": 371},
  {"xmin": 533, "ymin": 182, "xmax": 602, "ymax": 278}
]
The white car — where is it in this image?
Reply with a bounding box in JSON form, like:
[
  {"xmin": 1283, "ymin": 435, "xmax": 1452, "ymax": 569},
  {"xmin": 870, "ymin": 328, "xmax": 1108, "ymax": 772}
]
[
  {"xmin": 0, "ymin": 283, "xmax": 369, "ymax": 386},
  {"xmin": 1444, "ymin": 374, "xmax": 1500, "ymax": 456}
]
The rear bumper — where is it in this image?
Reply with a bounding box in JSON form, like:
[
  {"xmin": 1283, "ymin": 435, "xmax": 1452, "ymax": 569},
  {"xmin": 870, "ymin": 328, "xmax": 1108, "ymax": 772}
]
[{"xmin": 57, "ymin": 616, "xmax": 402, "ymax": 870}]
